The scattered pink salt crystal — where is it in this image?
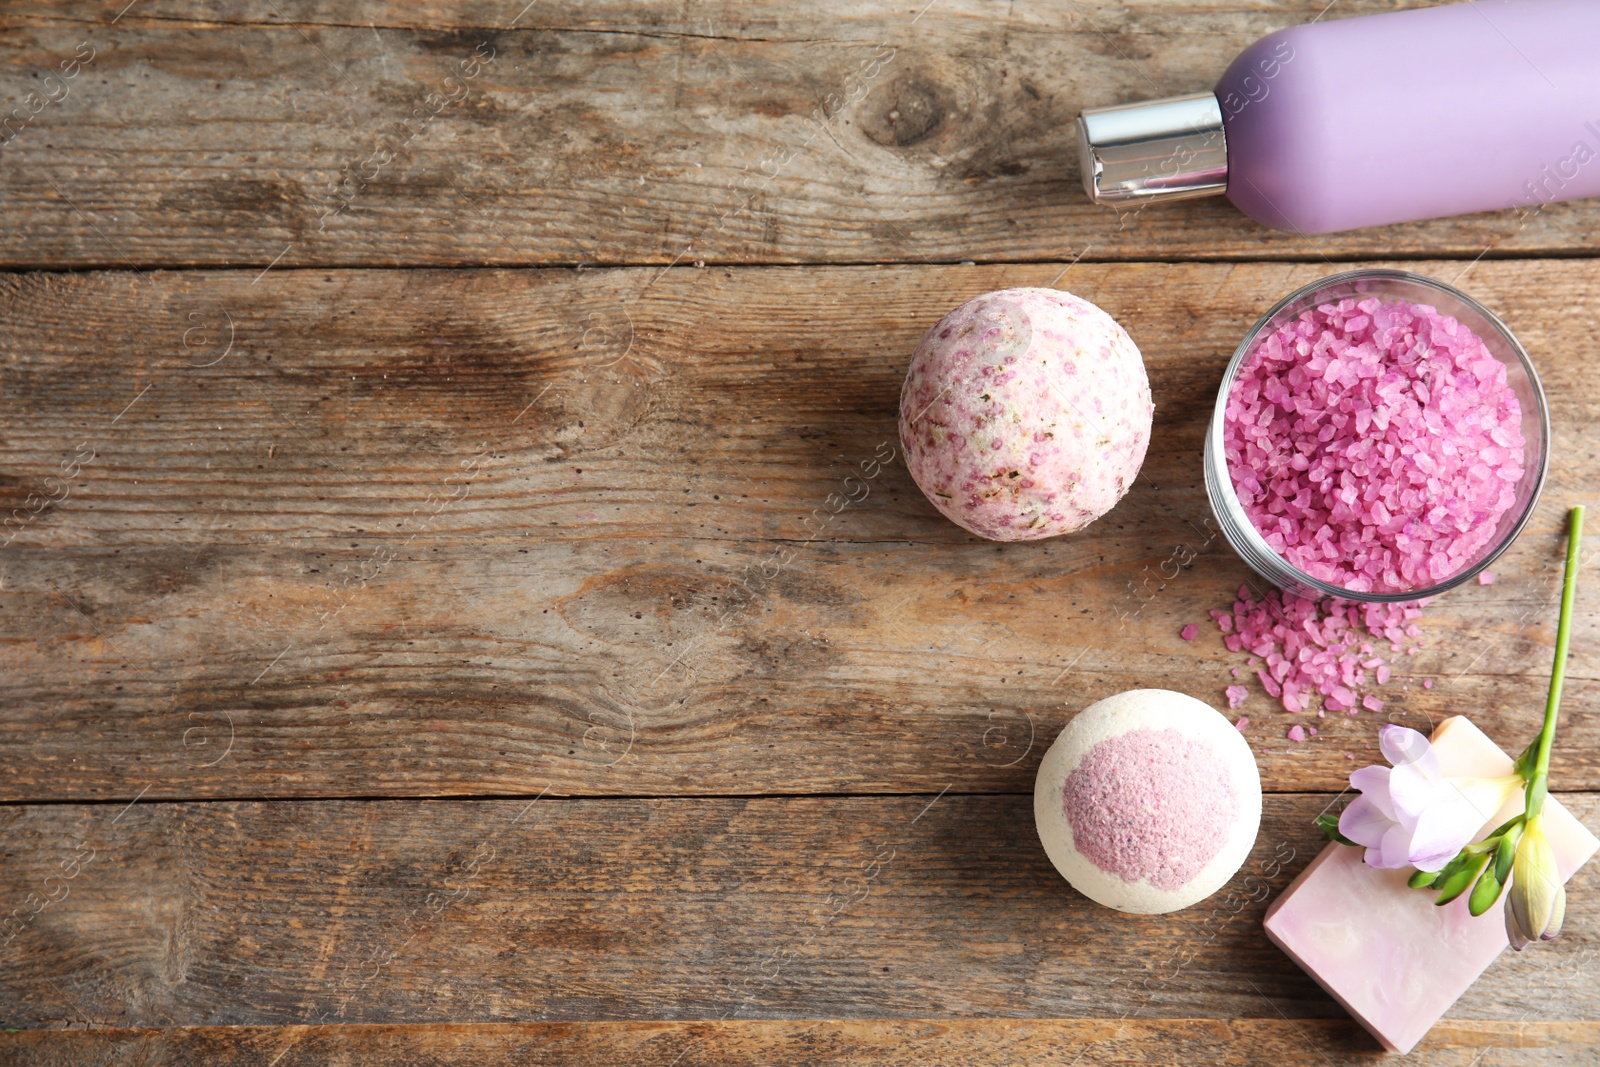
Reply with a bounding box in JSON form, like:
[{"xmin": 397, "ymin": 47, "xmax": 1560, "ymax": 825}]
[
  {"xmin": 1231, "ymin": 667, "xmax": 1241, "ymax": 679},
  {"xmin": 1362, "ymin": 695, "xmax": 1384, "ymax": 713},
  {"xmin": 1225, "ymin": 684, "xmax": 1249, "ymax": 709},
  {"xmin": 1180, "ymin": 623, "xmax": 1200, "ymax": 641},
  {"xmin": 1478, "ymin": 571, "xmax": 1496, "ymax": 585},
  {"xmin": 1424, "ymin": 678, "xmax": 1434, "ymax": 689},
  {"xmin": 1211, "ymin": 585, "xmax": 1426, "ymax": 720},
  {"xmin": 1287, "ymin": 725, "xmax": 1308, "ymax": 742},
  {"xmin": 1222, "ymin": 297, "xmax": 1524, "ymax": 595},
  {"xmin": 1235, "ymin": 716, "xmax": 1250, "ymax": 731}
]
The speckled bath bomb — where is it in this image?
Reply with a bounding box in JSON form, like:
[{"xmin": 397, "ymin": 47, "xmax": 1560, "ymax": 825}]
[
  {"xmin": 1034, "ymin": 689, "xmax": 1262, "ymax": 914},
  {"xmin": 899, "ymin": 287, "xmax": 1153, "ymax": 540}
]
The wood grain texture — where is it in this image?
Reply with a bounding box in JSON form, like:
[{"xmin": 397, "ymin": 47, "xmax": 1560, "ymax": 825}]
[
  {"xmin": 8, "ymin": 1018, "xmax": 1600, "ymax": 1067},
  {"xmin": 7, "ymin": 3, "xmax": 1600, "ymax": 1061},
  {"xmin": 3, "ymin": 260, "xmax": 1599, "ymax": 802},
  {"xmin": 2, "ymin": 794, "xmax": 1597, "ymax": 1033},
  {"xmin": 2, "ymin": 1, "xmax": 1599, "ymax": 268}
]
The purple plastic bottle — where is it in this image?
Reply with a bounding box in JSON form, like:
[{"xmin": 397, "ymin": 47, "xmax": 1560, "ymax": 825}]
[{"xmin": 1077, "ymin": 0, "xmax": 1600, "ymax": 234}]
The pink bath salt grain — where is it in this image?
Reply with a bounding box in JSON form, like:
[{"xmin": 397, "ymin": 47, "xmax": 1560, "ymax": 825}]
[
  {"xmin": 1214, "ymin": 583, "xmax": 1427, "ymax": 715},
  {"xmin": 1225, "ymin": 684, "xmax": 1249, "ymax": 709},
  {"xmin": 1478, "ymin": 571, "xmax": 1496, "ymax": 585},
  {"xmin": 1363, "ymin": 695, "xmax": 1385, "ymax": 713},
  {"xmin": 1180, "ymin": 623, "xmax": 1200, "ymax": 641},
  {"xmin": 1223, "ymin": 297, "xmax": 1524, "ymax": 594},
  {"xmin": 1236, "ymin": 716, "xmax": 1251, "ymax": 731},
  {"xmin": 1287, "ymin": 725, "xmax": 1309, "ymax": 742}
]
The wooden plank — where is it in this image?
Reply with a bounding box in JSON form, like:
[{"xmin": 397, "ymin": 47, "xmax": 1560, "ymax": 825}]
[
  {"xmin": 3, "ymin": 1, "xmax": 1599, "ymax": 267},
  {"xmin": 3, "ymin": 260, "xmax": 1599, "ymax": 801},
  {"xmin": 7, "ymin": 1018, "xmax": 1600, "ymax": 1067},
  {"xmin": 1, "ymin": 794, "xmax": 1596, "ymax": 1034}
]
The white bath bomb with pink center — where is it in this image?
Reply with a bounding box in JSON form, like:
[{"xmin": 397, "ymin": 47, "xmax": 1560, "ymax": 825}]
[
  {"xmin": 1034, "ymin": 689, "xmax": 1262, "ymax": 914},
  {"xmin": 899, "ymin": 287, "xmax": 1152, "ymax": 541}
]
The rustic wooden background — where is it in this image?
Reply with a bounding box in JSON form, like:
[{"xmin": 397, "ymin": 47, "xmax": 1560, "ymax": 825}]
[{"xmin": 3, "ymin": 1, "xmax": 1597, "ymax": 1064}]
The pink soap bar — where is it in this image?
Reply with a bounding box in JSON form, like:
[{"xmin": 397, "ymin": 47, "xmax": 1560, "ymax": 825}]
[{"xmin": 1264, "ymin": 716, "xmax": 1598, "ymax": 1054}]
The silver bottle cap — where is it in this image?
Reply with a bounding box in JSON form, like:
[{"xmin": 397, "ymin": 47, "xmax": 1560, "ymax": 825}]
[{"xmin": 1076, "ymin": 92, "xmax": 1229, "ymax": 205}]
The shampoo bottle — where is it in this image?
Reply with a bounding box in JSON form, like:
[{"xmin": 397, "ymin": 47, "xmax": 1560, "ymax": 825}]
[{"xmin": 1076, "ymin": 0, "xmax": 1600, "ymax": 234}]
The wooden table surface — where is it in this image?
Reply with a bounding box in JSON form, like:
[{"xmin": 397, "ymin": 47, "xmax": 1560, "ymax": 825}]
[{"xmin": 3, "ymin": 2, "xmax": 1598, "ymax": 1063}]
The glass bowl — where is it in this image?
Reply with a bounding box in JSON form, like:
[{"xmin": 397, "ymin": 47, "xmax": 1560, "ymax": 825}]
[{"xmin": 1203, "ymin": 268, "xmax": 1550, "ymax": 604}]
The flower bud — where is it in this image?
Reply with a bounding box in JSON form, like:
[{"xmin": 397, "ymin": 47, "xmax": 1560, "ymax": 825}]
[{"xmin": 1505, "ymin": 816, "xmax": 1566, "ymax": 950}]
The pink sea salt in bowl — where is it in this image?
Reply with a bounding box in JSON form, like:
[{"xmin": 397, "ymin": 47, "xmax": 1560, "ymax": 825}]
[{"xmin": 1204, "ymin": 269, "xmax": 1549, "ymax": 603}]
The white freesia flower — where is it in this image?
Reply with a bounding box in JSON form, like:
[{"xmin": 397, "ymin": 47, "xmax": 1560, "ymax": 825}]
[{"xmin": 1338, "ymin": 724, "xmax": 1523, "ymax": 872}]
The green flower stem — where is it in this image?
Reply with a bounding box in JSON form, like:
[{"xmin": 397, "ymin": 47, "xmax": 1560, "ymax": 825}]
[{"xmin": 1527, "ymin": 505, "xmax": 1585, "ymax": 820}]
